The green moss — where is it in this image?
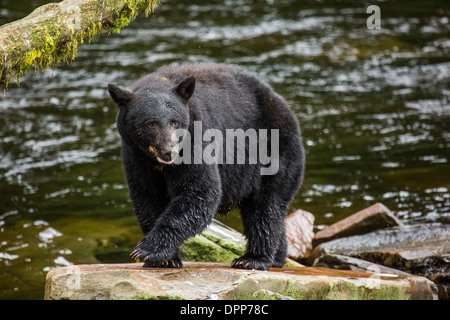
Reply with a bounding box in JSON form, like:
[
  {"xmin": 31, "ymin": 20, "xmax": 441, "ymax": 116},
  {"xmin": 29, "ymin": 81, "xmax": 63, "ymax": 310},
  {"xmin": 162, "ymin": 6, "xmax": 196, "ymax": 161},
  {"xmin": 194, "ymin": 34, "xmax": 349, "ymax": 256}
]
[
  {"xmin": 229, "ymin": 276, "xmax": 413, "ymax": 300},
  {"xmin": 284, "ymin": 260, "xmax": 298, "ymax": 267},
  {"xmin": 133, "ymin": 292, "xmax": 183, "ymax": 300},
  {"xmin": 179, "ymin": 235, "xmax": 242, "ymax": 264},
  {"xmin": 178, "ymin": 229, "xmax": 306, "ymax": 268},
  {"xmin": 12, "ymin": 28, "xmax": 59, "ymax": 84},
  {"xmin": 106, "ymin": 0, "xmax": 159, "ymax": 34},
  {"xmin": 2, "ymin": 0, "xmax": 159, "ymax": 88},
  {"xmin": 179, "ymin": 227, "xmax": 248, "ymax": 264},
  {"xmin": 281, "ymin": 278, "xmax": 411, "ymax": 300},
  {"xmin": 202, "ymin": 232, "xmax": 246, "ymax": 256},
  {"xmin": 252, "ymin": 289, "xmax": 293, "ymax": 300}
]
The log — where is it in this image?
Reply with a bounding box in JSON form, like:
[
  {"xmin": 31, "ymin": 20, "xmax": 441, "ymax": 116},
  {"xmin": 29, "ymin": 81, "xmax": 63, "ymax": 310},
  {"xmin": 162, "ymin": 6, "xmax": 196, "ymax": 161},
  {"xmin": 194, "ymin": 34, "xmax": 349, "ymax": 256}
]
[{"xmin": 0, "ymin": 0, "xmax": 159, "ymax": 89}]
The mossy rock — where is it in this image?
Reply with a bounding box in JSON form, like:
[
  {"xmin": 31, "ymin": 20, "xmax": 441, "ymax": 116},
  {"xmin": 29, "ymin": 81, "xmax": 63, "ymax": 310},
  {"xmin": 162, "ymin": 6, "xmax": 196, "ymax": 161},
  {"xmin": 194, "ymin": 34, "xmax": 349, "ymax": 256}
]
[
  {"xmin": 179, "ymin": 220, "xmax": 246, "ymax": 264},
  {"xmin": 178, "ymin": 219, "xmax": 302, "ymax": 267}
]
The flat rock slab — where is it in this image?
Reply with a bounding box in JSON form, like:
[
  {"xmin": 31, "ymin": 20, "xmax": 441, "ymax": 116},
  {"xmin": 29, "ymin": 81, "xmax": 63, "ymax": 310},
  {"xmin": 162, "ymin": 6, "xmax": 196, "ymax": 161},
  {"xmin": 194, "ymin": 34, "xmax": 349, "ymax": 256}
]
[
  {"xmin": 314, "ymin": 254, "xmax": 412, "ymax": 276},
  {"xmin": 44, "ymin": 262, "xmax": 437, "ymax": 300},
  {"xmin": 313, "ymin": 203, "xmax": 403, "ymax": 246},
  {"xmin": 312, "ymin": 224, "xmax": 450, "ymax": 262},
  {"xmin": 312, "ymin": 223, "xmax": 449, "ymax": 300}
]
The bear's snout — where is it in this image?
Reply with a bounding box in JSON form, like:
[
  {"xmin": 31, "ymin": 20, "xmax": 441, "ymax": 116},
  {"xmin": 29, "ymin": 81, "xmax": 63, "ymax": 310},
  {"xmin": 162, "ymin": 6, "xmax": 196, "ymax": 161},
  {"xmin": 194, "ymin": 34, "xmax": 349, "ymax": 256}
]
[
  {"xmin": 160, "ymin": 145, "xmax": 174, "ymax": 161},
  {"xmin": 152, "ymin": 142, "xmax": 179, "ymax": 165}
]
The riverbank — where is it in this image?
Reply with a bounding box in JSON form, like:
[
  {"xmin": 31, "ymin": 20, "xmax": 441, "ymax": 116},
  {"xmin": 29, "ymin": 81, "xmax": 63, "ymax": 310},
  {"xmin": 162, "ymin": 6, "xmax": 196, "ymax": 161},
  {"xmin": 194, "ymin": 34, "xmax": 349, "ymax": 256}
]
[
  {"xmin": 44, "ymin": 203, "xmax": 448, "ymax": 300},
  {"xmin": 44, "ymin": 261, "xmax": 436, "ymax": 300},
  {"xmin": 287, "ymin": 203, "xmax": 449, "ymax": 300}
]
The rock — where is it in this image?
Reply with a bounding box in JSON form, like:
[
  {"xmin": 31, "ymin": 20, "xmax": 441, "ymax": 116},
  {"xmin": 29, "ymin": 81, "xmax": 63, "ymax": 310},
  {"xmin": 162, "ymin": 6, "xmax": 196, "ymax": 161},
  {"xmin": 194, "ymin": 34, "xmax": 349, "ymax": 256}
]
[
  {"xmin": 313, "ymin": 203, "xmax": 403, "ymax": 247},
  {"xmin": 179, "ymin": 219, "xmax": 246, "ymax": 264},
  {"xmin": 312, "ymin": 223, "xmax": 450, "ymax": 299},
  {"xmin": 285, "ymin": 209, "xmax": 315, "ymax": 260},
  {"xmin": 429, "ymin": 269, "xmax": 450, "ymax": 300},
  {"xmin": 44, "ymin": 261, "xmax": 437, "ymax": 300},
  {"xmin": 313, "ymin": 254, "xmax": 411, "ymax": 276},
  {"xmin": 252, "ymin": 289, "xmax": 295, "ymax": 300},
  {"xmin": 312, "ymin": 224, "xmax": 450, "ymax": 261},
  {"xmin": 179, "ymin": 219, "xmax": 303, "ymax": 267}
]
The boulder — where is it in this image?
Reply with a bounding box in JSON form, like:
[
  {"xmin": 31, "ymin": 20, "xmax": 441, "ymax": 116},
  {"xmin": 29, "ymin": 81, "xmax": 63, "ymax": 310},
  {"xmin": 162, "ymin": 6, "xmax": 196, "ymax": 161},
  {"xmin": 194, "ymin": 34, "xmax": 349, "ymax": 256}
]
[
  {"xmin": 179, "ymin": 219, "xmax": 246, "ymax": 264},
  {"xmin": 313, "ymin": 203, "xmax": 403, "ymax": 247},
  {"xmin": 313, "ymin": 254, "xmax": 411, "ymax": 276},
  {"xmin": 312, "ymin": 224, "xmax": 450, "ymax": 261},
  {"xmin": 311, "ymin": 223, "xmax": 450, "ymax": 299},
  {"xmin": 44, "ymin": 261, "xmax": 437, "ymax": 300},
  {"xmin": 285, "ymin": 209, "xmax": 315, "ymax": 260},
  {"xmin": 179, "ymin": 219, "xmax": 303, "ymax": 267}
]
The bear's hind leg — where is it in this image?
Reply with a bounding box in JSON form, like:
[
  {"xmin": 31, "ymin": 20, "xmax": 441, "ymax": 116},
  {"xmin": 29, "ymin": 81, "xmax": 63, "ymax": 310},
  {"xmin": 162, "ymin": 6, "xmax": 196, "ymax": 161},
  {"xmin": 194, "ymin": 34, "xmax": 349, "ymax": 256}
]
[{"xmin": 232, "ymin": 200, "xmax": 286, "ymax": 271}]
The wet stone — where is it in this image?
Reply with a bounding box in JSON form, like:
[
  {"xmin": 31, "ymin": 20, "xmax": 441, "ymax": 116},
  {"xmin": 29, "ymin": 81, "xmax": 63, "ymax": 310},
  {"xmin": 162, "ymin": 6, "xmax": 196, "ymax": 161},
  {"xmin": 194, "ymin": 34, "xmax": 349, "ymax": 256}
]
[
  {"xmin": 313, "ymin": 203, "xmax": 403, "ymax": 247},
  {"xmin": 44, "ymin": 262, "xmax": 438, "ymax": 300},
  {"xmin": 285, "ymin": 209, "xmax": 315, "ymax": 260},
  {"xmin": 312, "ymin": 224, "xmax": 450, "ymax": 260},
  {"xmin": 313, "ymin": 254, "xmax": 411, "ymax": 276},
  {"xmin": 312, "ymin": 223, "xmax": 450, "ymax": 299},
  {"xmin": 178, "ymin": 219, "xmax": 303, "ymax": 268}
]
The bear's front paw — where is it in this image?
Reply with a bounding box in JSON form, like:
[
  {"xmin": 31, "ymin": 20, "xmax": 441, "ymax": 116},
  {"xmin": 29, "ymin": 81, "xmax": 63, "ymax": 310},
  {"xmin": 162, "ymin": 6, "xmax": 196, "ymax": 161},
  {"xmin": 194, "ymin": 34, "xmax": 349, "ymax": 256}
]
[
  {"xmin": 231, "ymin": 256, "xmax": 272, "ymax": 271},
  {"xmin": 130, "ymin": 238, "xmax": 182, "ymax": 268},
  {"xmin": 130, "ymin": 238, "xmax": 151, "ymax": 261},
  {"xmin": 143, "ymin": 257, "xmax": 183, "ymax": 268}
]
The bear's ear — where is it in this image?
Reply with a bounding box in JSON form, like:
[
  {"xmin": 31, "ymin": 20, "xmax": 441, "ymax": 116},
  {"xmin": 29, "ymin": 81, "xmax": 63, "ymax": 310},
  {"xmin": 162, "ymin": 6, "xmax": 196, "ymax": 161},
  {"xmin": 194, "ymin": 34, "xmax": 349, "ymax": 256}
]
[
  {"xmin": 108, "ymin": 83, "xmax": 134, "ymax": 109},
  {"xmin": 174, "ymin": 76, "xmax": 195, "ymax": 101}
]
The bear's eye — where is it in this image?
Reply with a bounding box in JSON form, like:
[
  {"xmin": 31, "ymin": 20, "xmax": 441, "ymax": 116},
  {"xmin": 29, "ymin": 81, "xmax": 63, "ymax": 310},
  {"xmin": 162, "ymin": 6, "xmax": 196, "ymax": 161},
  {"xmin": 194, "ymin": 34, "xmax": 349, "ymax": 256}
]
[
  {"xmin": 148, "ymin": 121, "xmax": 158, "ymax": 128},
  {"xmin": 171, "ymin": 120, "xmax": 179, "ymax": 127}
]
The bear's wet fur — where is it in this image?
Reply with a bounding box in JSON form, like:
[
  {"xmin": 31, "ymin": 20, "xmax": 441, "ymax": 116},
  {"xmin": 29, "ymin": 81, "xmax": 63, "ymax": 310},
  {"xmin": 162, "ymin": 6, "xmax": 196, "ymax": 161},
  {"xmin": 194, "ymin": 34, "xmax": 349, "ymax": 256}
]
[{"xmin": 108, "ymin": 63, "xmax": 304, "ymax": 270}]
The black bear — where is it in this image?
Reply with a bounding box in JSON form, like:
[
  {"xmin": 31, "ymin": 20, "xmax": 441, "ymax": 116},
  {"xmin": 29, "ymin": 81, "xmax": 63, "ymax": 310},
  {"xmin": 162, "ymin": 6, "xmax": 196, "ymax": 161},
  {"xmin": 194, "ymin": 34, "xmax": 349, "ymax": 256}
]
[{"xmin": 108, "ymin": 63, "xmax": 304, "ymax": 270}]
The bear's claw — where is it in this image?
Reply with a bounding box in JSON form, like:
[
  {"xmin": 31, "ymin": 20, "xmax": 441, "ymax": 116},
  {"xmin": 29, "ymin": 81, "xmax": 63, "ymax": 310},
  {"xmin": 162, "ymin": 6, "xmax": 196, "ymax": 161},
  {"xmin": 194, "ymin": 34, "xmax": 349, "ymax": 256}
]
[
  {"xmin": 131, "ymin": 239, "xmax": 182, "ymax": 268},
  {"xmin": 231, "ymin": 256, "xmax": 272, "ymax": 271},
  {"xmin": 143, "ymin": 258, "xmax": 183, "ymax": 268},
  {"xmin": 130, "ymin": 249, "xmax": 142, "ymax": 261}
]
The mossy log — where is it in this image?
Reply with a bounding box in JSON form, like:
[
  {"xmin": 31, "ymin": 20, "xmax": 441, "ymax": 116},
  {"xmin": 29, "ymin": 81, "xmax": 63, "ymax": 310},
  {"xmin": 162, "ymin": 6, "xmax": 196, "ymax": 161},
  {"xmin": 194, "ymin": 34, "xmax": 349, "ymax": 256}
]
[{"xmin": 0, "ymin": 0, "xmax": 159, "ymax": 89}]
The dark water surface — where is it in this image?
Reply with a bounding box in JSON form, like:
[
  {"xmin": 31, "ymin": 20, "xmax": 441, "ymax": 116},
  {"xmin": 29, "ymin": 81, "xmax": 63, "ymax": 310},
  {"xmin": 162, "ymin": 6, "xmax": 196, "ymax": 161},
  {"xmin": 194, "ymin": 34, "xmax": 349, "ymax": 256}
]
[{"xmin": 0, "ymin": 0, "xmax": 449, "ymax": 299}]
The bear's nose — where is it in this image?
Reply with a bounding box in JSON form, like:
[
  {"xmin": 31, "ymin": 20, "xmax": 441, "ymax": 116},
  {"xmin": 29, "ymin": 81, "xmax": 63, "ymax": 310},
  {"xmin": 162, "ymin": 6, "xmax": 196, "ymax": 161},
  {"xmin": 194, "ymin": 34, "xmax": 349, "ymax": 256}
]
[{"xmin": 160, "ymin": 146, "xmax": 174, "ymax": 160}]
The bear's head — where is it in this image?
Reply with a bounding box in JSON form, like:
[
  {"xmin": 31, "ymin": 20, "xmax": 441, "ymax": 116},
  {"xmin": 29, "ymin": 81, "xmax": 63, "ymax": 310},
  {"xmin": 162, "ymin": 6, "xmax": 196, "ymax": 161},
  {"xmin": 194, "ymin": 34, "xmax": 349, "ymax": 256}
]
[{"xmin": 108, "ymin": 76, "xmax": 195, "ymax": 165}]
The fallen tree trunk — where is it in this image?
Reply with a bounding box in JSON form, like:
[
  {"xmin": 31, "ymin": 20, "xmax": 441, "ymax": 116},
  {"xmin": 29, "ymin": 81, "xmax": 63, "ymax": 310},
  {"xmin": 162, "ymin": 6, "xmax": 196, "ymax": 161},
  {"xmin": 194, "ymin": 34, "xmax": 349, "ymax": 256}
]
[{"xmin": 0, "ymin": 0, "xmax": 158, "ymax": 89}]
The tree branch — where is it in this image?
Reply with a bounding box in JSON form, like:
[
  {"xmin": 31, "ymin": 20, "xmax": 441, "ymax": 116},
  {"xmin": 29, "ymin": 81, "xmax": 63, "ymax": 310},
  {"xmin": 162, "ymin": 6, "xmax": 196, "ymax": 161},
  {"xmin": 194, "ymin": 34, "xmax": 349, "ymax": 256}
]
[{"xmin": 0, "ymin": 0, "xmax": 159, "ymax": 89}]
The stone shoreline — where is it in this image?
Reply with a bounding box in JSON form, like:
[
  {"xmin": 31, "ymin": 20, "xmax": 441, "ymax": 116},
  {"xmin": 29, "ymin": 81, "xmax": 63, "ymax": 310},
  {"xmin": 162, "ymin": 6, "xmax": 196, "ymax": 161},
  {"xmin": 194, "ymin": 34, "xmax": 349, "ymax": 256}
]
[
  {"xmin": 286, "ymin": 203, "xmax": 449, "ymax": 300},
  {"xmin": 44, "ymin": 261, "xmax": 437, "ymax": 300},
  {"xmin": 44, "ymin": 203, "xmax": 449, "ymax": 300}
]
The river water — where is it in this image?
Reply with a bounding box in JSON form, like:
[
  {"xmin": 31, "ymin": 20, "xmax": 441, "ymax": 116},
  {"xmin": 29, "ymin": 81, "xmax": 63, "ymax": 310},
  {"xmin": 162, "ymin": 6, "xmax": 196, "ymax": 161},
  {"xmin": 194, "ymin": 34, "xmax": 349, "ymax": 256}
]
[{"xmin": 0, "ymin": 0, "xmax": 449, "ymax": 299}]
